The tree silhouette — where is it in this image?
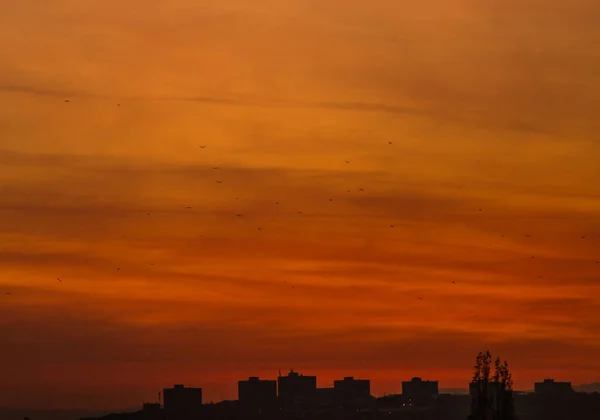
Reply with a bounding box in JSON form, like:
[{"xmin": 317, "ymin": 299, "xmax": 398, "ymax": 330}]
[{"xmin": 468, "ymin": 351, "xmax": 516, "ymax": 420}]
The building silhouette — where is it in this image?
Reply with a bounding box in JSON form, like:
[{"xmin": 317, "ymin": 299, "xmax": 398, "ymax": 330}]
[
  {"xmin": 163, "ymin": 384, "xmax": 202, "ymax": 420},
  {"xmin": 534, "ymin": 379, "xmax": 575, "ymax": 395},
  {"xmin": 402, "ymin": 377, "xmax": 439, "ymax": 403},
  {"xmin": 277, "ymin": 370, "xmax": 317, "ymax": 408},
  {"xmin": 141, "ymin": 403, "xmax": 162, "ymax": 420},
  {"xmin": 313, "ymin": 387, "xmax": 335, "ymax": 409},
  {"xmin": 238, "ymin": 376, "xmax": 277, "ymax": 410},
  {"xmin": 333, "ymin": 376, "xmax": 371, "ymax": 405}
]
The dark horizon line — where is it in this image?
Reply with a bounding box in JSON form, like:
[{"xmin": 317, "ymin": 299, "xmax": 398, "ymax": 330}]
[{"xmin": 4, "ymin": 383, "xmax": 599, "ymax": 413}]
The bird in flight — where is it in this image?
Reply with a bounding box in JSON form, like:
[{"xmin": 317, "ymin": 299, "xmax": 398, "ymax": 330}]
[
  {"xmin": 359, "ymin": 188, "xmax": 364, "ymax": 191},
  {"xmin": 236, "ymin": 214, "xmax": 243, "ymax": 217},
  {"xmin": 276, "ymin": 202, "xmax": 279, "ymax": 205},
  {"xmin": 257, "ymin": 227, "xmax": 262, "ymax": 231},
  {"xmin": 216, "ymin": 180, "xmax": 223, "ymax": 184},
  {"xmin": 525, "ymin": 234, "xmax": 532, "ymax": 237},
  {"xmin": 212, "ymin": 167, "xmax": 219, "ymax": 170},
  {"xmin": 199, "ymin": 145, "xmax": 207, "ymax": 149},
  {"xmin": 117, "ymin": 268, "xmax": 121, "ymax": 271},
  {"xmin": 57, "ymin": 278, "xmax": 61, "ymax": 282},
  {"xmin": 452, "ymin": 281, "xmax": 455, "ymax": 284},
  {"xmin": 581, "ymin": 236, "xmax": 586, "ymax": 239},
  {"xmin": 329, "ymin": 198, "xmax": 333, "ymax": 201},
  {"xmin": 345, "ymin": 160, "xmax": 350, "ymax": 164},
  {"xmin": 297, "ymin": 211, "xmax": 303, "ymax": 215},
  {"xmin": 147, "ymin": 213, "xmax": 151, "ymax": 216},
  {"xmin": 388, "ymin": 141, "xmax": 392, "ymax": 144},
  {"xmin": 65, "ymin": 99, "xmax": 70, "ymax": 103},
  {"xmin": 185, "ymin": 206, "xmax": 193, "ymax": 209},
  {"xmin": 117, "ymin": 104, "xmax": 120, "ymax": 107},
  {"xmin": 479, "ymin": 209, "xmax": 482, "ymax": 212},
  {"xmin": 4, "ymin": 292, "xmax": 11, "ymax": 295},
  {"xmin": 389, "ymin": 224, "xmax": 394, "ymax": 228},
  {"xmin": 417, "ymin": 296, "xmax": 423, "ymax": 300}
]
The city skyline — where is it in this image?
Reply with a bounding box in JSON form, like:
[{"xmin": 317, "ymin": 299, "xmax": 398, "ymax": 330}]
[
  {"xmin": 1, "ymin": 0, "xmax": 600, "ymax": 411},
  {"xmin": 95, "ymin": 372, "xmax": 590, "ymax": 408}
]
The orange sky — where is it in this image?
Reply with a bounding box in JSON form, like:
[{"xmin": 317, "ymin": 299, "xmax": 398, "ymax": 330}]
[{"xmin": 1, "ymin": 0, "xmax": 600, "ymax": 410}]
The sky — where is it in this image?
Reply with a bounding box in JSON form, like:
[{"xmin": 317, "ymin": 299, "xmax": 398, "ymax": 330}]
[{"xmin": 1, "ymin": 0, "xmax": 600, "ymax": 410}]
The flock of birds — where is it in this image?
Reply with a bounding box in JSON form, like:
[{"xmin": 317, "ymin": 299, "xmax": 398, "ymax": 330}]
[{"xmin": 2, "ymin": 99, "xmax": 599, "ymax": 298}]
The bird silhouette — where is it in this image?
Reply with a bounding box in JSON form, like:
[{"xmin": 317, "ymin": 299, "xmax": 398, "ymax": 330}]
[
  {"xmin": 212, "ymin": 167, "xmax": 219, "ymax": 170},
  {"xmin": 359, "ymin": 188, "xmax": 364, "ymax": 191},
  {"xmin": 452, "ymin": 281, "xmax": 455, "ymax": 284},
  {"xmin": 276, "ymin": 202, "xmax": 279, "ymax": 204},
  {"xmin": 65, "ymin": 99, "xmax": 70, "ymax": 103},
  {"xmin": 147, "ymin": 213, "xmax": 150, "ymax": 216},
  {"xmin": 479, "ymin": 209, "xmax": 482, "ymax": 211},
  {"xmin": 417, "ymin": 296, "xmax": 423, "ymax": 300},
  {"xmin": 216, "ymin": 180, "xmax": 222, "ymax": 184},
  {"xmin": 297, "ymin": 212, "xmax": 303, "ymax": 215},
  {"xmin": 236, "ymin": 214, "xmax": 243, "ymax": 217},
  {"xmin": 199, "ymin": 145, "xmax": 207, "ymax": 149},
  {"xmin": 345, "ymin": 160, "xmax": 350, "ymax": 164},
  {"xmin": 329, "ymin": 198, "xmax": 333, "ymax": 201},
  {"xmin": 525, "ymin": 234, "xmax": 532, "ymax": 237},
  {"xmin": 117, "ymin": 268, "xmax": 121, "ymax": 271},
  {"xmin": 581, "ymin": 236, "xmax": 586, "ymax": 239},
  {"xmin": 57, "ymin": 278, "xmax": 61, "ymax": 282},
  {"xmin": 390, "ymin": 225, "xmax": 394, "ymax": 228},
  {"xmin": 117, "ymin": 104, "xmax": 120, "ymax": 107},
  {"xmin": 257, "ymin": 227, "xmax": 262, "ymax": 231},
  {"xmin": 4, "ymin": 292, "xmax": 11, "ymax": 295},
  {"xmin": 185, "ymin": 206, "xmax": 193, "ymax": 209},
  {"xmin": 388, "ymin": 141, "xmax": 392, "ymax": 144}
]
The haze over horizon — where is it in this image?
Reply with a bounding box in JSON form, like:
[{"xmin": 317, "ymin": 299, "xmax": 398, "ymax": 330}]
[{"xmin": 1, "ymin": 0, "xmax": 599, "ymax": 411}]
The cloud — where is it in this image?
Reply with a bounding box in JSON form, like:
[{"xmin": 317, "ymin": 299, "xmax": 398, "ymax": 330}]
[{"xmin": 0, "ymin": 82, "xmax": 427, "ymax": 117}]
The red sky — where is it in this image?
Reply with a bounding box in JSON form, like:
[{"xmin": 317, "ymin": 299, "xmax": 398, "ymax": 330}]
[{"xmin": 1, "ymin": 0, "xmax": 599, "ymax": 410}]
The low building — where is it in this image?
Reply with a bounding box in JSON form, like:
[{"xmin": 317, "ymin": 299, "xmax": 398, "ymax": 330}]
[
  {"xmin": 333, "ymin": 377, "xmax": 371, "ymax": 405},
  {"xmin": 402, "ymin": 377, "xmax": 439, "ymax": 403},
  {"xmin": 163, "ymin": 384, "xmax": 202, "ymax": 420},
  {"xmin": 238, "ymin": 377, "xmax": 277, "ymax": 409},
  {"xmin": 534, "ymin": 379, "xmax": 574, "ymax": 395},
  {"xmin": 278, "ymin": 370, "xmax": 317, "ymax": 408}
]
